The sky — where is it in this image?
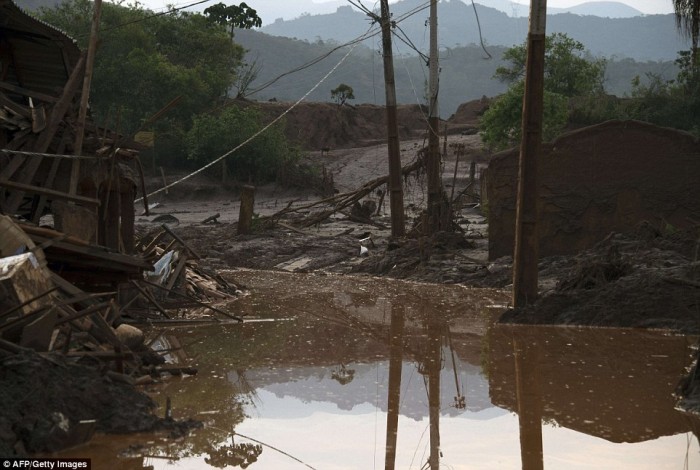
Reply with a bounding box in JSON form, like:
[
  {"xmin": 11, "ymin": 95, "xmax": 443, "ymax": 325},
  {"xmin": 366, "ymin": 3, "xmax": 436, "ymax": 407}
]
[{"xmin": 134, "ymin": 0, "xmax": 676, "ymax": 20}]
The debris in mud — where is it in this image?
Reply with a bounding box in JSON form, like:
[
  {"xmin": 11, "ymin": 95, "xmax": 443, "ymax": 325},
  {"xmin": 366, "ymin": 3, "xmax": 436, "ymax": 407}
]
[
  {"xmin": 0, "ymin": 215, "xmax": 246, "ymax": 455},
  {"xmin": 0, "ymin": 350, "xmax": 201, "ymax": 456},
  {"xmin": 499, "ymin": 226, "xmax": 700, "ymax": 333}
]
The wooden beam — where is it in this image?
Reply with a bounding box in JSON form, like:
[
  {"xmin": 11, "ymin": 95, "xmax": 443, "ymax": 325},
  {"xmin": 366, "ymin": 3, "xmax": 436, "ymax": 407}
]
[
  {"xmin": 2, "ymin": 55, "xmax": 87, "ymax": 215},
  {"xmin": 0, "ymin": 179, "xmax": 99, "ymax": 206},
  {"xmin": 0, "ymin": 80, "xmax": 58, "ymax": 103},
  {"xmin": 34, "ymin": 53, "xmax": 86, "ymax": 154}
]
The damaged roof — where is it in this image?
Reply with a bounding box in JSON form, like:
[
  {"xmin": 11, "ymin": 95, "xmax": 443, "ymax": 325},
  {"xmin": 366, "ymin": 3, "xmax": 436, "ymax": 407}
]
[{"xmin": 0, "ymin": 0, "xmax": 81, "ymax": 98}]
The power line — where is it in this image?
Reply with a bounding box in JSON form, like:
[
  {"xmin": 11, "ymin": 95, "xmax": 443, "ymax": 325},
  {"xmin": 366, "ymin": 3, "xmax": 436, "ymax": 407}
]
[
  {"xmin": 247, "ymin": 0, "xmax": 432, "ymax": 97},
  {"xmin": 247, "ymin": 26, "xmax": 382, "ymax": 96},
  {"xmin": 470, "ymin": 0, "xmax": 493, "ymax": 59},
  {"xmin": 137, "ymin": 37, "xmax": 363, "ymax": 201}
]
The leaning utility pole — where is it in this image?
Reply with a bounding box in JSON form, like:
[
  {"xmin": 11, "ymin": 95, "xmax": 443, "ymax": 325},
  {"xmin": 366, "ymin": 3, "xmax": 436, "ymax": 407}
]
[
  {"xmin": 426, "ymin": 0, "xmax": 444, "ymax": 235},
  {"xmin": 379, "ymin": 0, "xmax": 405, "ymax": 237},
  {"xmin": 512, "ymin": 0, "xmax": 547, "ymax": 307}
]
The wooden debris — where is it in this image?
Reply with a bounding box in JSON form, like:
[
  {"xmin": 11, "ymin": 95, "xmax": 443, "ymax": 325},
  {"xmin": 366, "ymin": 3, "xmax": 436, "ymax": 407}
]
[
  {"xmin": 201, "ymin": 213, "xmax": 221, "ymax": 224},
  {"xmin": 265, "ymin": 159, "xmax": 422, "ymax": 229}
]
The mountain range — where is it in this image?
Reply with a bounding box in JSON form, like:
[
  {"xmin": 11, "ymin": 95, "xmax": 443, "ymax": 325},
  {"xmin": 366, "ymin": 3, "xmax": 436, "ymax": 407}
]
[
  {"xmin": 260, "ymin": 0, "xmax": 687, "ymax": 61},
  {"xmin": 234, "ymin": 28, "xmax": 678, "ymax": 117},
  {"xmin": 240, "ymin": 0, "xmax": 646, "ymax": 26}
]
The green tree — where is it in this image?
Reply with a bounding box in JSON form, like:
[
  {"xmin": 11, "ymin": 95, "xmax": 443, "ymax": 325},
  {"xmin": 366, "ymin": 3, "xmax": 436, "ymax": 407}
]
[
  {"xmin": 204, "ymin": 2, "xmax": 262, "ymax": 39},
  {"xmin": 494, "ymin": 33, "xmax": 606, "ymax": 97},
  {"xmin": 186, "ymin": 105, "xmax": 297, "ymax": 183},
  {"xmin": 331, "ymin": 84, "xmax": 355, "ymax": 106},
  {"xmin": 626, "ymin": 50, "xmax": 700, "ymax": 135},
  {"xmin": 38, "ymin": 0, "xmax": 244, "ymax": 166},
  {"xmin": 480, "ymin": 33, "xmax": 606, "ymax": 150}
]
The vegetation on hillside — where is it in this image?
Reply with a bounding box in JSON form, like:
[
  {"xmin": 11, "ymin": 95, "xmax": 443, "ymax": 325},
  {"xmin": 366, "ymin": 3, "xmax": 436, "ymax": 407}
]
[
  {"xmin": 37, "ymin": 0, "xmax": 300, "ymax": 183},
  {"xmin": 479, "ymin": 31, "xmax": 700, "ymax": 151},
  {"xmin": 232, "ymin": 29, "xmax": 679, "ymax": 117}
]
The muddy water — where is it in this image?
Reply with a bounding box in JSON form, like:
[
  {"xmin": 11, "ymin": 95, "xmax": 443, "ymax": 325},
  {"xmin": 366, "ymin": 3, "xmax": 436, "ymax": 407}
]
[{"xmin": 60, "ymin": 270, "xmax": 699, "ymax": 469}]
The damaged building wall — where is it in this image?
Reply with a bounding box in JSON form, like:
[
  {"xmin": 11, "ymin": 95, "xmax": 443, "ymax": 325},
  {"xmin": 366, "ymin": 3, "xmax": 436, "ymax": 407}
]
[{"xmin": 485, "ymin": 120, "xmax": 700, "ymax": 260}]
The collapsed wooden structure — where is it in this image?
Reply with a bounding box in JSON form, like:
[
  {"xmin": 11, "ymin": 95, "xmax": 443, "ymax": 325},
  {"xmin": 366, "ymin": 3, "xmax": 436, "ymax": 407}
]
[
  {"xmin": 0, "ymin": 0, "xmax": 143, "ymax": 253},
  {"xmin": 0, "ymin": 1, "xmax": 240, "ymax": 383}
]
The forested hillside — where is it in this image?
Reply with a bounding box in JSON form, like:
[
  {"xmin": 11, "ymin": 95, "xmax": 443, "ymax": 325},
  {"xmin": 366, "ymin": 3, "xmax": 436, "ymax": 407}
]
[{"xmin": 234, "ymin": 29, "xmax": 678, "ymax": 117}]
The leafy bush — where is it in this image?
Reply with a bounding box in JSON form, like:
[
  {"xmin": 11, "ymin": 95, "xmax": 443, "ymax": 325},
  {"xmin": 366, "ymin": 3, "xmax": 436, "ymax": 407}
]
[{"xmin": 186, "ymin": 106, "xmax": 300, "ymax": 184}]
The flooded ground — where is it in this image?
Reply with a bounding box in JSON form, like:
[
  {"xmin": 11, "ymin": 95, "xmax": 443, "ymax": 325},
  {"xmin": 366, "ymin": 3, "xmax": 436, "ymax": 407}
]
[{"xmin": 58, "ymin": 270, "xmax": 699, "ymax": 469}]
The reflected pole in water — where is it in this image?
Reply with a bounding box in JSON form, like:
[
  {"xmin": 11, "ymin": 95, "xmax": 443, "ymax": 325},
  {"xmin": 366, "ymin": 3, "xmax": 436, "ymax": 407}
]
[
  {"xmin": 384, "ymin": 304, "xmax": 405, "ymax": 470},
  {"xmin": 427, "ymin": 318, "xmax": 442, "ymax": 470},
  {"xmin": 513, "ymin": 334, "xmax": 544, "ymax": 470}
]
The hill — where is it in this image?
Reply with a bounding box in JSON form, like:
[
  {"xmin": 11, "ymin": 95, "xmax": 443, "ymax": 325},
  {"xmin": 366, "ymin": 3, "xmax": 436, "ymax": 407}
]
[
  {"xmin": 234, "ymin": 29, "xmax": 678, "ymax": 117},
  {"xmin": 260, "ymin": 0, "xmax": 688, "ymax": 61}
]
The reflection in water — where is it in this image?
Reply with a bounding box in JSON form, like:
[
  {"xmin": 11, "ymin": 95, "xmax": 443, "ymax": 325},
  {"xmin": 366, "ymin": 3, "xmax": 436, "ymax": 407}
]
[
  {"xmin": 384, "ymin": 304, "xmax": 404, "ymax": 470},
  {"xmin": 54, "ymin": 271, "xmax": 699, "ymax": 469},
  {"xmin": 513, "ymin": 336, "xmax": 543, "ymax": 470}
]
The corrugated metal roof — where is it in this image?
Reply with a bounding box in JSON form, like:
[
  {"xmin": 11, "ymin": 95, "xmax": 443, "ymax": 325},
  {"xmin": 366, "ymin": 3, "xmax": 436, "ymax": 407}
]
[{"xmin": 1, "ymin": 0, "xmax": 82, "ymax": 99}]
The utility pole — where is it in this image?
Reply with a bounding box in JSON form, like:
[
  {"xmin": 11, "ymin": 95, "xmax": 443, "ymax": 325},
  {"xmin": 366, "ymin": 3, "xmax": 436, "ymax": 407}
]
[
  {"xmin": 426, "ymin": 0, "xmax": 444, "ymax": 235},
  {"xmin": 512, "ymin": 0, "xmax": 547, "ymax": 307},
  {"xmin": 379, "ymin": 0, "xmax": 405, "ymax": 237},
  {"xmin": 72, "ymin": 0, "xmax": 102, "ymax": 194}
]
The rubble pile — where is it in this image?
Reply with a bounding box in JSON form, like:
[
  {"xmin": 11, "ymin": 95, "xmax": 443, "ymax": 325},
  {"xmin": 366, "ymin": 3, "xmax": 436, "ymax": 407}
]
[{"xmin": 0, "ymin": 214, "xmax": 241, "ymax": 455}]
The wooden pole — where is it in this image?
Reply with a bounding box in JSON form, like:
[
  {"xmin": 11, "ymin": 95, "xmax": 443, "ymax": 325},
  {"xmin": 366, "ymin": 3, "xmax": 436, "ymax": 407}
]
[
  {"xmin": 72, "ymin": 0, "xmax": 103, "ymax": 194},
  {"xmin": 379, "ymin": 0, "xmax": 405, "ymax": 238},
  {"xmin": 513, "ymin": 0, "xmax": 547, "ymax": 308},
  {"xmin": 426, "ymin": 0, "xmax": 444, "ymax": 235},
  {"xmin": 238, "ymin": 185, "xmax": 255, "ymax": 235}
]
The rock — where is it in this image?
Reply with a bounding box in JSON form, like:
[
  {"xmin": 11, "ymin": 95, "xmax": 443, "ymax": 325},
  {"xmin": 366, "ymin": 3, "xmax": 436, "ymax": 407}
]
[{"xmin": 114, "ymin": 324, "xmax": 145, "ymax": 349}]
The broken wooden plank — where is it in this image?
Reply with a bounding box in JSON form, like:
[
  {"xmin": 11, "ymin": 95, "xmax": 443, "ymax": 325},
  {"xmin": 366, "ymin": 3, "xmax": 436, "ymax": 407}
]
[
  {"xmin": 31, "ymin": 150, "xmax": 64, "ymax": 224},
  {"xmin": 161, "ymin": 224, "xmax": 201, "ymax": 260},
  {"xmin": 141, "ymin": 278, "xmax": 241, "ymax": 322},
  {"xmin": 129, "ymin": 280, "xmax": 171, "ymax": 319},
  {"xmin": 0, "ymin": 286, "xmax": 58, "ymax": 320},
  {"xmin": 139, "ymin": 228, "xmax": 167, "ymax": 255},
  {"xmin": 0, "ymin": 80, "xmax": 59, "ymax": 103},
  {"xmin": 54, "ymin": 301, "xmax": 112, "ymax": 326},
  {"xmin": 165, "ymin": 253, "xmax": 188, "ymax": 291},
  {"xmin": 0, "ymin": 179, "xmax": 100, "ymax": 207},
  {"xmin": 201, "ymin": 213, "xmax": 220, "ymax": 224},
  {"xmin": 0, "ymin": 91, "xmax": 31, "ymax": 118}
]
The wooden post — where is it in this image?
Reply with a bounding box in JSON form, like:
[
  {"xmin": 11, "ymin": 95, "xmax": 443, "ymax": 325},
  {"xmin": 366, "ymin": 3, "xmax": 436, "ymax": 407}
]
[
  {"xmin": 72, "ymin": 0, "xmax": 103, "ymax": 194},
  {"xmin": 513, "ymin": 0, "xmax": 547, "ymax": 308},
  {"xmin": 379, "ymin": 0, "xmax": 405, "ymax": 238},
  {"xmin": 237, "ymin": 185, "xmax": 255, "ymax": 235}
]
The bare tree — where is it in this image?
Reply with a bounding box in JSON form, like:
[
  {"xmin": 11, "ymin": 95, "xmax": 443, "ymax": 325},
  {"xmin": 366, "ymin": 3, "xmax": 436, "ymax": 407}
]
[{"xmin": 234, "ymin": 56, "xmax": 262, "ymax": 98}]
